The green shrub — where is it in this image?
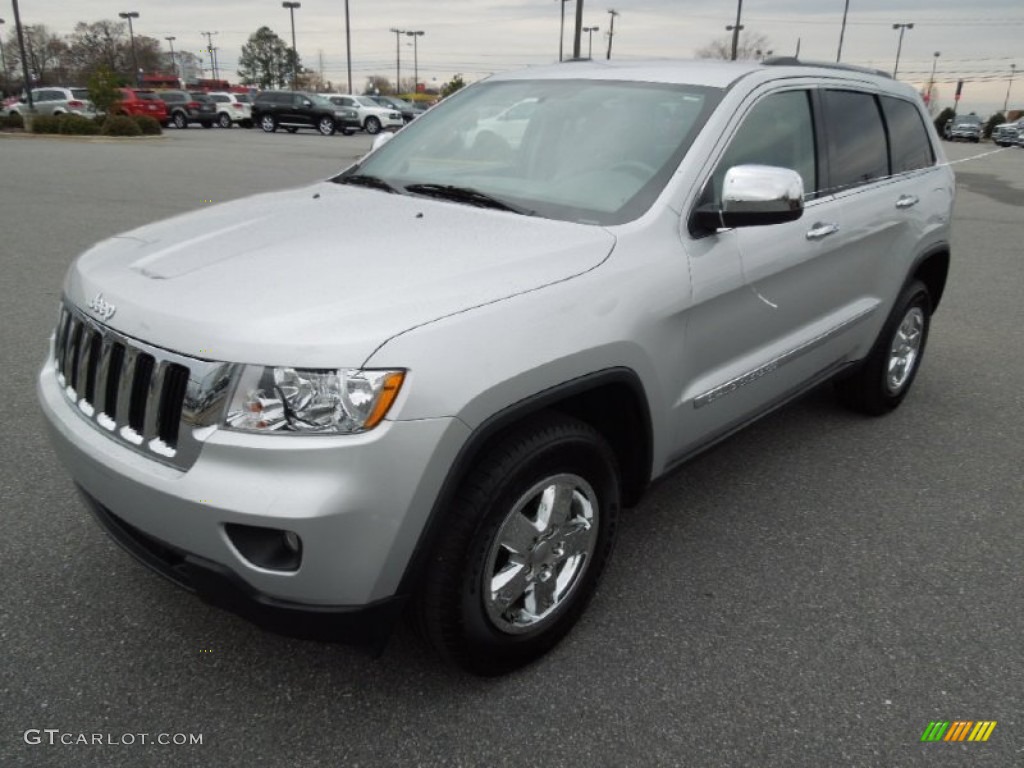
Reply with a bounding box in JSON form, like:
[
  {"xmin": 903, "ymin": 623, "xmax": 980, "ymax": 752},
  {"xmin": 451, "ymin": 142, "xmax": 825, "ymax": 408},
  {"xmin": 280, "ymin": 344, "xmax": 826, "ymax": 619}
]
[
  {"xmin": 59, "ymin": 114, "xmax": 101, "ymax": 135},
  {"xmin": 101, "ymin": 115, "xmax": 143, "ymax": 137},
  {"xmin": 132, "ymin": 115, "xmax": 162, "ymax": 135},
  {"xmin": 3, "ymin": 113, "xmax": 24, "ymax": 129},
  {"xmin": 31, "ymin": 115, "xmax": 63, "ymax": 134}
]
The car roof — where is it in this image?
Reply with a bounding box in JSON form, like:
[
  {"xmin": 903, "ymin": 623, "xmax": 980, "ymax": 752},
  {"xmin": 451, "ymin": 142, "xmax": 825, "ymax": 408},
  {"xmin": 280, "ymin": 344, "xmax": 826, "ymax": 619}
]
[{"xmin": 485, "ymin": 57, "xmax": 910, "ymax": 95}]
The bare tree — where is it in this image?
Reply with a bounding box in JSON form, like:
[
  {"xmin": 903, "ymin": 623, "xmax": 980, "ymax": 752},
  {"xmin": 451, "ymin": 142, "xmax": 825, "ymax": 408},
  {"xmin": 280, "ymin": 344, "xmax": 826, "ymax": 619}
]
[{"xmin": 696, "ymin": 32, "xmax": 771, "ymax": 61}]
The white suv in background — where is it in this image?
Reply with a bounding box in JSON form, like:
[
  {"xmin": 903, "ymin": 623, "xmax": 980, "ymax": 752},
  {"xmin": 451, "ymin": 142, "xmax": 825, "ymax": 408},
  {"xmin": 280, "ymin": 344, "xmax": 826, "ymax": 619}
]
[
  {"xmin": 206, "ymin": 92, "xmax": 253, "ymax": 129},
  {"xmin": 320, "ymin": 94, "xmax": 403, "ymax": 134},
  {"xmin": 39, "ymin": 58, "xmax": 953, "ymax": 675}
]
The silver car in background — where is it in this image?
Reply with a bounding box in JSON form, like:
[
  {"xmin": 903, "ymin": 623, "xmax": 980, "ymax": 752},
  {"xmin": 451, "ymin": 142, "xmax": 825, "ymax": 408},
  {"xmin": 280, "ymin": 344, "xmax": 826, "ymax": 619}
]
[{"xmin": 3, "ymin": 87, "xmax": 97, "ymax": 118}]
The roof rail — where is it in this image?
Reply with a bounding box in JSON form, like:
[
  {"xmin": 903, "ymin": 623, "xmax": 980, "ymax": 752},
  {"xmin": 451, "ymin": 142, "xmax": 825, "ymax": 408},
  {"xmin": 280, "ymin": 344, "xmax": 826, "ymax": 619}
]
[{"xmin": 763, "ymin": 56, "xmax": 892, "ymax": 79}]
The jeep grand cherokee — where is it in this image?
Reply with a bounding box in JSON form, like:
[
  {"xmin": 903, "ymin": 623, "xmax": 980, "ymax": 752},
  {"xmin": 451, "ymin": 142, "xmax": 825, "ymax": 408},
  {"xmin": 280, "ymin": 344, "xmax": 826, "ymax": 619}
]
[{"xmin": 39, "ymin": 58, "xmax": 953, "ymax": 675}]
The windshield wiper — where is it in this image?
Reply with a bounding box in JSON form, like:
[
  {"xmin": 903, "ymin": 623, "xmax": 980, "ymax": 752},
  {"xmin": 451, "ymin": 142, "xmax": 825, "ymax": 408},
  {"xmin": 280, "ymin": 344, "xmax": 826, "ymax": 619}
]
[
  {"xmin": 404, "ymin": 183, "xmax": 534, "ymax": 215},
  {"xmin": 333, "ymin": 173, "xmax": 401, "ymax": 194}
]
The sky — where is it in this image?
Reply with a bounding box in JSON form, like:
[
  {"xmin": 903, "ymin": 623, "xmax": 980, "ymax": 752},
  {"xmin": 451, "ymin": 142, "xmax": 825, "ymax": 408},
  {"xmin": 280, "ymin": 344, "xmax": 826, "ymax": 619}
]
[{"xmin": 7, "ymin": 0, "xmax": 1023, "ymax": 116}]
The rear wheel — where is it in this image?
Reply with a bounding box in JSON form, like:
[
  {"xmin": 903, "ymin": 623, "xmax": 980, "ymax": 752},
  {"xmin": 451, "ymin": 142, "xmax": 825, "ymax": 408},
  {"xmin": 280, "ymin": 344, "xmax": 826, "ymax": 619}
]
[
  {"xmin": 217, "ymin": 113, "xmax": 232, "ymax": 129},
  {"xmin": 317, "ymin": 116, "xmax": 336, "ymax": 136},
  {"xmin": 260, "ymin": 114, "xmax": 277, "ymax": 133},
  {"xmin": 836, "ymin": 280, "xmax": 931, "ymax": 415},
  {"xmin": 173, "ymin": 112, "xmax": 187, "ymax": 129},
  {"xmin": 414, "ymin": 414, "xmax": 620, "ymax": 676},
  {"xmin": 364, "ymin": 116, "xmax": 382, "ymax": 135}
]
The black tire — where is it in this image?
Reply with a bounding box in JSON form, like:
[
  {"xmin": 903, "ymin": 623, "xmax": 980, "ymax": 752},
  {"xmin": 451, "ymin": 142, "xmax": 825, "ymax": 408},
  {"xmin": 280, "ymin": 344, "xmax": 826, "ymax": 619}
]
[
  {"xmin": 317, "ymin": 116, "xmax": 336, "ymax": 136},
  {"xmin": 414, "ymin": 413, "xmax": 620, "ymax": 676},
  {"xmin": 217, "ymin": 113, "xmax": 232, "ymax": 129},
  {"xmin": 259, "ymin": 114, "xmax": 277, "ymax": 133},
  {"xmin": 836, "ymin": 280, "xmax": 931, "ymax": 415},
  {"xmin": 364, "ymin": 116, "xmax": 382, "ymax": 135},
  {"xmin": 173, "ymin": 112, "xmax": 187, "ymax": 129}
]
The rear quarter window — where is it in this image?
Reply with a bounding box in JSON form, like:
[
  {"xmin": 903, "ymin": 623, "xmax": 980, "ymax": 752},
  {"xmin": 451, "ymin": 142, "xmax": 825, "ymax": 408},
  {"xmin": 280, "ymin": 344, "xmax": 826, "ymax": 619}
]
[{"xmin": 880, "ymin": 96, "xmax": 935, "ymax": 173}]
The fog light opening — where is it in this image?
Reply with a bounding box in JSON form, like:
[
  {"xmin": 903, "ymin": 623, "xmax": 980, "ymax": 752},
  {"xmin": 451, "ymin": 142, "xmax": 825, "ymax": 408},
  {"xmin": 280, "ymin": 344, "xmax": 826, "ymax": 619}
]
[{"xmin": 224, "ymin": 523, "xmax": 303, "ymax": 572}]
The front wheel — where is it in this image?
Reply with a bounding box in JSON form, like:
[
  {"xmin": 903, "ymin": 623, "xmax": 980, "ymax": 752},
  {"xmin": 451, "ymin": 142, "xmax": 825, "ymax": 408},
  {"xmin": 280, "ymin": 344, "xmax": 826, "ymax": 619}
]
[
  {"xmin": 173, "ymin": 112, "xmax": 187, "ymax": 130},
  {"xmin": 260, "ymin": 114, "xmax": 277, "ymax": 133},
  {"xmin": 317, "ymin": 116, "xmax": 336, "ymax": 136},
  {"xmin": 364, "ymin": 116, "xmax": 382, "ymax": 135},
  {"xmin": 414, "ymin": 414, "xmax": 620, "ymax": 675},
  {"xmin": 217, "ymin": 113, "xmax": 232, "ymax": 129},
  {"xmin": 836, "ymin": 280, "xmax": 931, "ymax": 415}
]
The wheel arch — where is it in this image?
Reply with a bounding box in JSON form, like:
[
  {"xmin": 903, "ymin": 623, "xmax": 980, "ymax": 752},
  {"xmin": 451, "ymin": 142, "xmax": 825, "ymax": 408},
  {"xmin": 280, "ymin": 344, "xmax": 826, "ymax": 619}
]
[
  {"xmin": 395, "ymin": 367, "xmax": 653, "ymax": 597},
  {"xmin": 910, "ymin": 247, "xmax": 950, "ymax": 312}
]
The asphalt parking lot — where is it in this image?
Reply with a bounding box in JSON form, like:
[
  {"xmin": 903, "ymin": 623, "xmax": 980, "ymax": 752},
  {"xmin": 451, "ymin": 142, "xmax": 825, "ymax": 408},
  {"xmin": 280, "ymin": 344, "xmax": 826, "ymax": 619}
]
[{"xmin": 1, "ymin": 129, "xmax": 1022, "ymax": 767}]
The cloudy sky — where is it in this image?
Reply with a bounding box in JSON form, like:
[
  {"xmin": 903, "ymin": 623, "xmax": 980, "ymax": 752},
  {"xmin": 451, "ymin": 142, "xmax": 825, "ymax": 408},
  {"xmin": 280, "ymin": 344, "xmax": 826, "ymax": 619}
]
[{"xmin": 9, "ymin": 0, "xmax": 1023, "ymax": 115}]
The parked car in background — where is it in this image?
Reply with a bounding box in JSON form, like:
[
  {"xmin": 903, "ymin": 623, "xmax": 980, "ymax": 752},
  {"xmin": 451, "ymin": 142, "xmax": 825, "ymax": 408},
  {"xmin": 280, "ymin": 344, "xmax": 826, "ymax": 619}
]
[
  {"xmin": 369, "ymin": 94, "xmax": 426, "ymax": 123},
  {"xmin": 946, "ymin": 113, "xmax": 982, "ymax": 142},
  {"xmin": 464, "ymin": 97, "xmax": 539, "ymax": 153},
  {"xmin": 112, "ymin": 89, "xmax": 169, "ymax": 124},
  {"xmin": 251, "ymin": 90, "xmax": 360, "ymax": 135},
  {"xmin": 2, "ymin": 87, "xmax": 98, "ymax": 119},
  {"xmin": 155, "ymin": 90, "xmax": 215, "ymax": 128},
  {"xmin": 991, "ymin": 119, "xmax": 1023, "ymax": 147},
  {"xmin": 207, "ymin": 92, "xmax": 253, "ymax": 128},
  {"xmin": 321, "ymin": 94, "xmax": 403, "ymax": 134}
]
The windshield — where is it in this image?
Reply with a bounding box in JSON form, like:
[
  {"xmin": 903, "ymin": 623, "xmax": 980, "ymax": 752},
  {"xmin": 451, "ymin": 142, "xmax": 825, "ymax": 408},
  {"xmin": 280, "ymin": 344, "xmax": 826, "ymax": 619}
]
[
  {"xmin": 344, "ymin": 79, "xmax": 720, "ymax": 225},
  {"xmin": 954, "ymin": 116, "xmax": 981, "ymax": 126}
]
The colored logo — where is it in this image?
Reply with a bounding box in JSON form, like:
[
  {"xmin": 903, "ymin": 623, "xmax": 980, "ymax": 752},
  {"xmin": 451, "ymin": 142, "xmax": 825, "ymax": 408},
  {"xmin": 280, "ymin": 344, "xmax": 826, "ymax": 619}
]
[{"xmin": 920, "ymin": 721, "xmax": 996, "ymax": 742}]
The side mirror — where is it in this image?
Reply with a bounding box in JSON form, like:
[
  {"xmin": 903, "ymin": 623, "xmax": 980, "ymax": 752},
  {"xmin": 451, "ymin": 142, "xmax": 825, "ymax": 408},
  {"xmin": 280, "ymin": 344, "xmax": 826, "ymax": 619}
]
[
  {"xmin": 302, "ymin": 99, "xmax": 312, "ymax": 108},
  {"xmin": 694, "ymin": 165, "xmax": 804, "ymax": 232},
  {"xmin": 371, "ymin": 132, "xmax": 394, "ymax": 152}
]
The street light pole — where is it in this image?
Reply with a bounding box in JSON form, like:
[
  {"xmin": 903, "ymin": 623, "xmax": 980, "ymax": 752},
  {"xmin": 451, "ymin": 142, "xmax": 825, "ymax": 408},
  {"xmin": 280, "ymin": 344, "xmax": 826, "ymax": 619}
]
[
  {"xmin": 572, "ymin": 0, "xmax": 584, "ymax": 60},
  {"xmin": 606, "ymin": 9, "xmax": 618, "ymax": 60},
  {"xmin": 728, "ymin": 0, "xmax": 743, "ymax": 61},
  {"xmin": 892, "ymin": 22, "xmax": 913, "ymax": 79},
  {"xmin": 406, "ymin": 31, "xmax": 424, "ymax": 94},
  {"xmin": 926, "ymin": 51, "xmax": 939, "ymax": 108},
  {"xmin": 389, "ymin": 28, "xmax": 405, "ymax": 94},
  {"xmin": 344, "ymin": 0, "xmax": 352, "ymax": 94},
  {"xmin": 558, "ymin": 0, "xmax": 570, "ymax": 62},
  {"xmin": 0, "ymin": 19, "xmax": 9, "ymax": 97},
  {"xmin": 836, "ymin": 0, "xmax": 850, "ymax": 63},
  {"xmin": 583, "ymin": 26, "xmax": 599, "ymax": 60},
  {"xmin": 282, "ymin": 3, "xmax": 301, "ymax": 89},
  {"xmin": 164, "ymin": 36, "xmax": 177, "ymax": 84},
  {"xmin": 11, "ymin": 0, "xmax": 32, "ymax": 109},
  {"xmin": 119, "ymin": 11, "xmax": 140, "ymax": 85},
  {"xmin": 1004, "ymin": 63, "xmax": 1017, "ymax": 114}
]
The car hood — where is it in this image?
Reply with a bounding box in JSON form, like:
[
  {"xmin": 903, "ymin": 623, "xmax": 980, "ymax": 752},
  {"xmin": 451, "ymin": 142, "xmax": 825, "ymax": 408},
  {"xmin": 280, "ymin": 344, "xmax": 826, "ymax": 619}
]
[{"xmin": 64, "ymin": 182, "xmax": 616, "ymax": 367}]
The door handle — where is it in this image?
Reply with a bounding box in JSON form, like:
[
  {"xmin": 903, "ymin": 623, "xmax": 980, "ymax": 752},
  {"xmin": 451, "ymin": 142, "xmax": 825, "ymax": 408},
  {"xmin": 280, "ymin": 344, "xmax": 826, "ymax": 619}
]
[
  {"xmin": 806, "ymin": 222, "xmax": 840, "ymax": 240},
  {"xmin": 896, "ymin": 194, "xmax": 919, "ymax": 209}
]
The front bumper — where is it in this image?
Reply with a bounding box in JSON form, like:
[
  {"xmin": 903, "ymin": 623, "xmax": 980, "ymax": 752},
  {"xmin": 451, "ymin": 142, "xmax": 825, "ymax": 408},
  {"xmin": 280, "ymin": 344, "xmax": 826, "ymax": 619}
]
[
  {"xmin": 81, "ymin": 489, "xmax": 404, "ymax": 646},
  {"xmin": 38, "ymin": 352, "xmax": 469, "ymax": 629}
]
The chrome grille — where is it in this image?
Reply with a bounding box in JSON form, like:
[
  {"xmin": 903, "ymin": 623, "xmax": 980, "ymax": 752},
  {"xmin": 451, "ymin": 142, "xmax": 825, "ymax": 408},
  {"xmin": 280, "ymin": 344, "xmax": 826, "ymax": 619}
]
[{"xmin": 52, "ymin": 302, "xmax": 238, "ymax": 470}]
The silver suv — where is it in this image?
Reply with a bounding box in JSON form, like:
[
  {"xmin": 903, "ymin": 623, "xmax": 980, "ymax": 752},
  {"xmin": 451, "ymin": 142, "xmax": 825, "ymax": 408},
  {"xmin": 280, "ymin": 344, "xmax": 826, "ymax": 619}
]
[
  {"xmin": 38, "ymin": 58, "xmax": 953, "ymax": 674},
  {"xmin": 6, "ymin": 86, "xmax": 97, "ymax": 118}
]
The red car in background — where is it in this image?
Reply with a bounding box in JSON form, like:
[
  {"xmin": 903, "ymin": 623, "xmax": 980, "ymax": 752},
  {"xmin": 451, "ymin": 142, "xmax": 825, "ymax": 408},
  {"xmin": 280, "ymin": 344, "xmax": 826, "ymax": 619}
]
[{"xmin": 112, "ymin": 88, "xmax": 169, "ymax": 124}]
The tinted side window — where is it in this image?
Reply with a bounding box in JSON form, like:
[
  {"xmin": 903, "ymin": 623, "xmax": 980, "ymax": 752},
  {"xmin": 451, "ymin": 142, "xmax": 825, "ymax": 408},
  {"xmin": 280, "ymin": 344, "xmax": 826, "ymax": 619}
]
[
  {"xmin": 880, "ymin": 96, "xmax": 935, "ymax": 173},
  {"xmin": 705, "ymin": 89, "xmax": 818, "ymax": 205},
  {"xmin": 822, "ymin": 90, "xmax": 888, "ymax": 189}
]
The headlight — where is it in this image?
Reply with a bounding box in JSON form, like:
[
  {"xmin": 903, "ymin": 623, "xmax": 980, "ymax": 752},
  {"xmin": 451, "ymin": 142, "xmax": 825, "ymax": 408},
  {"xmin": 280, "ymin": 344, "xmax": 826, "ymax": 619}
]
[{"xmin": 225, "ymin": 366, "xmax": 405, "ymax": 434}]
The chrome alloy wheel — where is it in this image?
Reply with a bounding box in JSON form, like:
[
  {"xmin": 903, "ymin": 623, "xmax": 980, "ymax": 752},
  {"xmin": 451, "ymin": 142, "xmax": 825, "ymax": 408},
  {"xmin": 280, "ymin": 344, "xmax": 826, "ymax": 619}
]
[
  {"xmin": 886, "ymin": 306, "xmax": 925, "ymax": 394},
  {"xmin": 483, "ymin": 473, "xmax": 599, "ymax": 634}
]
